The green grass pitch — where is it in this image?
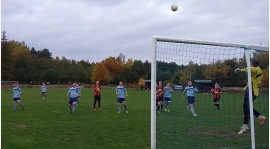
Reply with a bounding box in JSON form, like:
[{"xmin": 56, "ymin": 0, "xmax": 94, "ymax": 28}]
[
  {"xmin": 1, "ymin": 88, "xmax": 268, "ymax": 149},
  {"xmin": 157, "ymin": 91, "xmax": 269, "ymax": 149},
  {"xmin": 1, "ymin": 88, "xmax": 151, "ymax": 149}
]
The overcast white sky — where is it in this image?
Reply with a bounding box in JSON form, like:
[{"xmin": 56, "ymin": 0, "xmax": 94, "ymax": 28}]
[{"xmin": 2, "ymin": 0, "xmax": 269, "ymax": 63}]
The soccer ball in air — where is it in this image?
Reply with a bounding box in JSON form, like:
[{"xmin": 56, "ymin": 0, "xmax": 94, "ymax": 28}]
[{"xmin": 171, "ymin": 5, "xmax": 178, "ymax": 12}]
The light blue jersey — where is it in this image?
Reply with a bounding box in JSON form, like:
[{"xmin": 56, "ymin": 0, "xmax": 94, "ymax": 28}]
[
  {"xmin": 164, "ymin": 86, "xmax": 173, "ymax": 98},
  {"xmin": 41, "ymin": 85, "xmax": 47, "ymax": 92},
  {"xmin": 116, "ymin": 86, "xmax": 127, "ymax": 98},
  {"xmin": 76, "ymin": 86, "xmax": 81, "ymax": 94},
  {"xmin": 183, "ymin": 86, "xmax": 198, "ymax": 97},
  {"xmin": 68, "ymin": 87, "xmax": 79, "ymax": 98},
  {"xmin": 13, "ymin": 86, "xmax": 21, "ymax": 98}
]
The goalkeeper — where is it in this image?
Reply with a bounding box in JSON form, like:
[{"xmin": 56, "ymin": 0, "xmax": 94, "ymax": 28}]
[{"xmin": 235, "ymin": 60, "xmax": 266, "ymax": 135}]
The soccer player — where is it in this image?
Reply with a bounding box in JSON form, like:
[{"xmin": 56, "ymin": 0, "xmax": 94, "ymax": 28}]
[
  {"xmin": 182, "ymin": 81, "xmax": 198, "ymax": 116},
  {"xmin": 13, "ymin": 83, "xmax": 24, "ymax": 110},
  {"xmin": 41, "ymin": 83, "xmax": 47, "ymax": 99},
  {"xmin": 156, "ymin": 92, "xmax": 161, "ymax": 114},
  {"xmin": 76, "ymin": 83, "xmax": 81, "ymax": 107},
  {"xmin": 163, "ymin": 82, "xmax": 173, "ymax": 112},
  {"xmin": 235, "ymin": 60, "xmax": 266, "ymax": 135},
  {"xmin": 116, "ymin": 81, "xmax": 129, "ymax": 113},
  {"xmin": 67, "ymin": 83, "xmax": 79, "ymax": 114},
  {"xmin": 211, "ymin": 83, "xmax": 222, "ymax": 110},
  {"xmin": 93, "ymin": 81, "xmax": 101, "ymax": 110},
  {"xmin": 4, "ymin": 83, "xmax": 8, "ymax": 92},
  {"xmin": 157, "ymin": 81, "xmax": 164, "ymax": 110}
]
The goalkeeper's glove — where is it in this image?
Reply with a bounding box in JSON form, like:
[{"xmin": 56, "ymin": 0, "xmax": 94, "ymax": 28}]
[{"xmin": 235, "ymin": 68, "xmax": 242, "ymax": 73}]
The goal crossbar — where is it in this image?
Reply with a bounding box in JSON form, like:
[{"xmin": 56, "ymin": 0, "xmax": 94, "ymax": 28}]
[{"xmin": 153, "ymin": 36, "xmax": 269, "ymax": 52}]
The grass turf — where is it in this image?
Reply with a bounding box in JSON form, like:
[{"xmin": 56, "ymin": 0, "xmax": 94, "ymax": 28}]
[
  {"xmin": 1, "ymin": 88, "xmax": 151, "ymax": 149},
  {"xmin": 156, "ymin": 91, "xmax": 269, "ymax": 149},
  {"xmin": 1, "ymin": 88, "xmax": 268, "ymax": 149}
]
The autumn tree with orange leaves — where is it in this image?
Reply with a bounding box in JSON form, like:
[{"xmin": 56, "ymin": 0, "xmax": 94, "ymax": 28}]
[
  {"xmin": 91, "ymin": 62, "xmax": 110, "ymax": 84},
  {"xmin": 138, "ymin": 78, "xmax": 146, "ymax": 87},
  {"xmin": 102, "ymin": 56, "xmax": 122, "ymax": 77}
]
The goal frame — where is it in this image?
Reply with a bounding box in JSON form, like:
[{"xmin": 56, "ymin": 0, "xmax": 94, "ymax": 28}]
[{"xmin": 150, "ymin": 36, "xmax": 268, "ymax": 149}]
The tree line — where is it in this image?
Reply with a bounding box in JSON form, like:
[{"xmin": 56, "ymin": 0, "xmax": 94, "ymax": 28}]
[
  {"xmin": 1, "ymin": 31, "xmax": 151, "ymax": 85},
  {"xmin": 1, "ymin": 31, "xmax": 269, "ymax": 87}
]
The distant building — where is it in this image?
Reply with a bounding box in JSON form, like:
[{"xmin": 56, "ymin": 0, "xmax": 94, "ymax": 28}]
[
  {"xmin": 174, "ymin": 85, "xmax": 183, "ymax": 90},
  {"xmin": 194, "ymin": 80, "xmax": 215, "ymax": 93}
]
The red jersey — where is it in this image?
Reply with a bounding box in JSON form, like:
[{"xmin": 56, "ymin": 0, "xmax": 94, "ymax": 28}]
[
  {"xmin": 211, "ymin": 88, "xmax": 222, "ymax": 99},
  {"xmin": 157, "ymin": 85, "xmax": 164, "ymax": 96},
  {"xmin": 93, "ymin": 85, "xmax": 101, "ymax": 96}
]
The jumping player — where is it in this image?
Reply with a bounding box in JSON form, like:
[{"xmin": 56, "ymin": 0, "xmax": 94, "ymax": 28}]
[{"xmin": 235, "ymin": 60, "xmax": 266, "ymax": 134}]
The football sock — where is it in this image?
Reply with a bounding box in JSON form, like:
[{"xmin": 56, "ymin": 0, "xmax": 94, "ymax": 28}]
[
  {"xmin": 72, "ymin": 106, "xmax": 76, "ymax": 113},
  {"xmin": 167, "ymin": 103, "xmax": 171, "ymax": 109},
  {"xmin": 19, "ymin": 103, "xmax": 24, "ymax": 107},
  {"xmin": 161, "ymin": 104, "xmax": 163, "ymax": 109},
  {"xmin": 117, "ymin": 105, "xmax": 121, "ymax": 111},
  {"xmin": 124, "ymin": 105, "xmax": 127, "ymax": 110},
  {"xmin": 14, "ymin": 104, "xmax": 16, "ymax": 109},
  {"xmin": 217, "ymin": 104, "xmax": 219, "ymax": 109},
  {"xmin": 157, "ymin": 105, "xmax": 160, "ymax": 111},
  {"xmin": 191, "ymin": 107, "xmax": 195, "ymax": 114}
]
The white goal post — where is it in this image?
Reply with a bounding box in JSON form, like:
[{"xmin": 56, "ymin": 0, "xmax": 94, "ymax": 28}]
[{"xmin": 151, "ymin": 36, "xmax": 268, "ymax": 149}]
